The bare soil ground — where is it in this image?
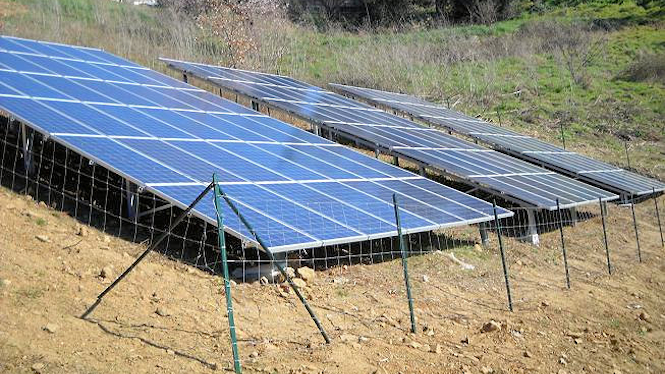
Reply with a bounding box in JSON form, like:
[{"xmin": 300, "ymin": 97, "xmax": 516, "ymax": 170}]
[{"xmin": 1, "ymin": 186, "xmax": 664, "ymax": 374}]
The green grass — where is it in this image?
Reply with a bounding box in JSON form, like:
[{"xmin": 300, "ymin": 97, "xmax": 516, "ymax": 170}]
[{"xmin": 35, "ymin": 217, "xmax": 47, "ymax": 227}]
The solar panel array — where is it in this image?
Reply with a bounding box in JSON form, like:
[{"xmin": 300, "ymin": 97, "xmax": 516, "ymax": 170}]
[
  {"xmin": 162, "ymin": 58, "xmax": 619, "ymax": 210},
  {"xmin": 0, "ymin": 35, "xmax": 514, "ymax": 252},
  {"xmin": 330, "ymin": 84, "xmax": 665, "ymax": 199}
]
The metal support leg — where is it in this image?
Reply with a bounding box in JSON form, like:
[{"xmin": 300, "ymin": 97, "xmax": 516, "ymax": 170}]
[
  {"xmin": 521, "ymin": 209, "xmax": 540, "ymax": 246},
  {"xmin": 570, "ymin": 207, "xmax": 578, "ymax": 226},
  {"xmin": 125, "ymin": 179, "xmax": 139, "ymax": 223},
  {"xmin": 20, "ymin": 123, "xmax": 34, "ymax": 177},
  {"xmin": 182, "ymin": 73, "xmax": 188, "ymax": 83},
  {"xmin": 601, "ymin": 201, "xmax": 608, "ymax": 217},
  {"xmin": 251, "ymin": 101, "xmax": 260, "ymax": 112},
  {"xmin": 374, "ymin": 149, "xmax": 380, "ymax": 159},
  {"xmin": 479, "ymin": 222, "xmax": 489, "ymax": 246},
  {"xmin": 419, "ymin": 165, "xmax": 426, "ymax": 176},
  {"xmin": 393, "ymin": 156, "xmax": 399, "ymax": 167}
]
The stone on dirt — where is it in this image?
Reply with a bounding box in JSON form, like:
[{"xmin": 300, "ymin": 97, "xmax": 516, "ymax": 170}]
[
  {"xmin": 407, "ymin": 340, "xmax": 422, "ymax": 349},
  {"xmin": 480, "ymin": 320, "xmax": 501, "ymax": 333},
  {"xmin": 259, "ymin": 276, "xmax": 269, "ymax": 285},
  {"xmin": 77, "ymin": 225, "xmax": 89, "ymax": 237},
  {"xmin": 296, "ymin": 266, "xmax": 316, "ymax": 282},
  {"xmin": 31, "ymin": 363, "xmax": 45, "ymax": 373},
  {"xmin": 35, "ymin": 235, "xmax": 50, "ymax": 243},
  {"xmin": 431, "ymin": 344, "xmax": 443, "ymax": 354},
  {"xmin": 155, "ymin": 307, "xmax": 170, "ymax": 317},
  {"xmin": 42, "ymin": 323, "xmax": 58, "ymax": 334},
  {"xmin": 249, "ymin": 351, "xmax": 259, "ymax": 358},
  {"xmin": 340, "ymin": 334, "xmax": 356, "ymax": 343},
  {"xmin": 638, "ymin": 312, "xmax": 649, "ymax": 322},
  {"xmin": 291, "ymin": 278, "xmax": 307, "ymax": 289}
]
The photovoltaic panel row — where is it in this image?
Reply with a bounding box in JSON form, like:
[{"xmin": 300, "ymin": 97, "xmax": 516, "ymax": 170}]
[
  {"xmin": 162, "ymin": 58, "xmax": 619, "ymax": 210},
  {"xmin": 0, "ymin": 35, "xmax": 512, "ymax": 252},
  {"xmin": 330, "ymin": 84, "xmax": 665, "ymax": 199}
]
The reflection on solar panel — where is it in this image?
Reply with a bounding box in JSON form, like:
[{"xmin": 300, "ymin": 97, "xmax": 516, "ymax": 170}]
[
  {"xmin": 161, "ymin": 58, "xmax": 619, "ymax": 210},
  {"xmin": 0, "ymin": 35, "xmax": 513, "ymax": 252},
  {"xmin": 330, "ymin": 84, "xmax": 665, "ymax": 200}
]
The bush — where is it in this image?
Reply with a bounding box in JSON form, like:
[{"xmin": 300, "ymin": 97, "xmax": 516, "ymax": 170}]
[{"xmin": 617, "ymin": 52, "xmax": 665, "ymax": 84}]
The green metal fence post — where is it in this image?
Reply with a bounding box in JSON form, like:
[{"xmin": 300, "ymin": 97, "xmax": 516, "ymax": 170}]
[
  {"xmin": 392, "ymin": 194, "xmax": 417, "ymax": 334},
  {"xmin": 213, "ymin": 174, "xmax": 242, "ymax": 374},
  {"xmin": 599, "ymin": 197, "xmax": 611, "ymax": 275},
  {"xmin": 556, "ymin": 199, "xmax": 571, "ymax": 289},
  {"xmin": 215, "ymin": 184, "xmax": 331, "ymax": 344},
  {"xmin": 653, "ymin": 188, "xmax": 664, "ymax": 248},
  {"xmin": 630, "ymin": 195, "xmax": 642, "ymax": 262},
  {"xmin": 492, "ymin": 200, "xmax": 513, "ymax": 312}
]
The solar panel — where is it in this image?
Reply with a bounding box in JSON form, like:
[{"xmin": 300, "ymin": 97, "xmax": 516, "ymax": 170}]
[
  {"xmin": 0, "ymin": 35, "xmax": 513, "ymax": 252},
  {"xmin": 330, "ymin": 84, "xmax": 665, "ymax": 200},
  {"xmin": 161, "ymin": 58, "xmax": 619, "ymax": 210}
]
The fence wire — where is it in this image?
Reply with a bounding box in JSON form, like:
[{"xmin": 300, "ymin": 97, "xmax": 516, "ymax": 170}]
[{"xmin": 2, "ymin": 115, "xmax": 664, "ymax": 370}]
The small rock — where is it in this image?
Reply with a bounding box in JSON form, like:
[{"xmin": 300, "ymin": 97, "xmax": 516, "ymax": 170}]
[
  {"xmin": 77, "ymin": 225, "xmax": 89, "ymax": 237},
  {"xmin": 559, "ymin": 357, "xmax": 567, "ymax": 365},
  {"xmin": 480, "ymin": 320, "xmax": 501, "ymax": 333},
  {"xmin": 43, "ymin": 323, "xmax": 58, "ymax": 334},
  {"xmin": 407, "ymin": 341, "xmax": 422, "ymax": 349},
  {"xmin": 430, "ymin": 344, "xmax": 442, "ymax": 354},
  {"xmin": 296, "ymin": 266, "xmax": 316, "ymax": 282},
  {"xmin": 358, "ymin": 336, "xmax": 369, "ymax": 343},
  {"xmin": 422, "ymin": 275, "xmax": 430, "ymax": 283},
  {"xmin": 422, "ymin": 344, "xmax": 431, "ymax": 352},
  {"xmin": 103, "ymin": 236, "xmax": 111, "ymax": 243},
  {"xmin": 340, "ymin": 334, "xmax": 357, "ymax": 343},
  {"xmin": 638, "ymin": 312, "xmax": 650, "ymax": 322},
  {"xmin": 155, "ymin": 307, "xmax": 170, "ymax": 317},
  {"xmin": 31, "ymin": 363, "xmax": 45, "ymax": 373},
  {"xmin": 461, "ymin": 336, "xmax": 470, "ymax": 344},
  {"xmin": 291, "ymin": 278, "xmax": 307, "ymax": 289},
  {"xmin": 423, "ymin": 326, "xmax": 435, "ymax": 336},
  {"xmin": 35, "ymin": 235, "xmax": 50, "ymax": 243},
  {"xmin": 0, "ymin": 278, "xmax": 10, "ymax": 287},
  {"xmin": 567, "ymin": 331, "xmax": 583, "ymax": 339},
  {"xmin": 100, "ymin": 266, "xmax": 113, "ymax": 279},
  {"xmin": 38, "ymin": 201, "xmax": 47, "ymax": 208},
  {"xmin": 473, "ymin": 243, "xmax": 482, "ymax": 252},
  {"xmin": 259, "ymin": 276, "xmax": 269, "ymax": 285},
  {"xmin": 541, "ymin": 300, "xmax": 550, "ymax": 307},
  {"xmin": 481, "ymin": 367, "xmax": 494, "ymax": 374},
  {"xmin": 523, "ymin": 350, "xmax": 532, "ymax": 358},
  {"xmin": 249, "ymin": 351, "xmax": 259, "ymax": 359}
]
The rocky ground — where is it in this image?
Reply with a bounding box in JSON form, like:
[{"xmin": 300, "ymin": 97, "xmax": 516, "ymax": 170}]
[{"xmin": 1, "ymin": 186, "xmax": 664, "ymax": 374}]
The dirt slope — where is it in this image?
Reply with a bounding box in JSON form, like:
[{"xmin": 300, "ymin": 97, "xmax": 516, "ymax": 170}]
[{"xmin": 1, "ymin": 186, "xmax": 664, "ymax": 374}]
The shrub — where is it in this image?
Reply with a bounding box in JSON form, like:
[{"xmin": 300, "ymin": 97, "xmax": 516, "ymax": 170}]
[{"xmin": 617, "ymin": 52, "xmax": 665, "ymax": 84}]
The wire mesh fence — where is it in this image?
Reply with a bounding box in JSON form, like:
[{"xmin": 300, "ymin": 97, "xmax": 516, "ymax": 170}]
[{"xmin": 2, "ymin": 114, "xmax": 664, "ymax": 370}]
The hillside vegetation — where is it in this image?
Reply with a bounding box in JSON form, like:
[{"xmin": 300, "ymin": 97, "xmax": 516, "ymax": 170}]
[{"xmin": 1, "ymin": 0, "xmax": 663, "ymax": 179}]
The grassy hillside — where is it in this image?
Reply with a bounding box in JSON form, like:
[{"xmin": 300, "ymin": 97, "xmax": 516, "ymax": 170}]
[{"xmin": 1, "ymin": 0, "xmax": 663, "ymax": 179}]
